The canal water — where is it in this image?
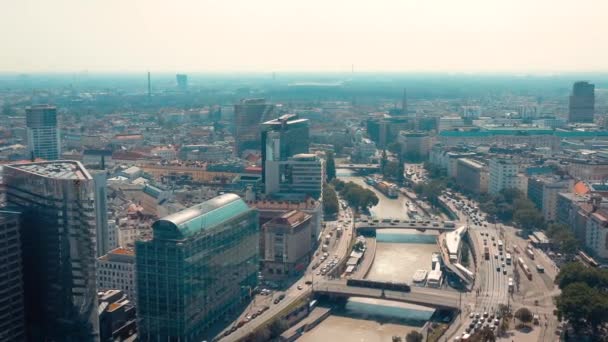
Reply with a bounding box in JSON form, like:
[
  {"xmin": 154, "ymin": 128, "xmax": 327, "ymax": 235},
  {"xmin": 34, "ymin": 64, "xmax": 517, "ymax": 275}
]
[{"xmin": 299, "ymin": 297, "xmax": 434, "ymax": 342}]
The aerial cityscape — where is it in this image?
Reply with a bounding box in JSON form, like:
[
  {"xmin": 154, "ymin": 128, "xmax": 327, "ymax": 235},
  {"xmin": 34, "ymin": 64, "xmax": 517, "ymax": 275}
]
[{"xmin": 2, "ymin": 1, "xmax": 608, "ymax": 342}]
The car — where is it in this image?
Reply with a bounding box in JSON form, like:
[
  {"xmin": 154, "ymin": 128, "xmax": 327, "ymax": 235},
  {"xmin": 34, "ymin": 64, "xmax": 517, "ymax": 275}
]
[
  {"xmin": 503, "ymin": 269, "xmax": 507, "ymax": 275},
  {"xmin": 495, "ymin": 254, "xmax": 499, "ymax": 259},
  {"xmin": 316, "ymin": 271, "xmax": 321, "ymax": 275},
  {"xmin": 502, "ymin": 262, "xmax": 506, "ymax": 268},
  {"xmin": 305, "ymin": 280, "xmax": 312, "ymax": 285},
  {"xmin": 252, "ymin": 312, "xmax": 259, "ymax": 319},
  {"xmin": 297, "ymin": 285, "xmax": 303, "ymax": 290},
  {"xmin": 496, "ymin": 266, "xmax": 501, "ymax": 272},
  {"xmin": 483, "ymin": 312, "xmax": 489, "ymax": 318},
  {"xmin": 469, "ymin": 313, "xmax": 475, "ymax": 318}
]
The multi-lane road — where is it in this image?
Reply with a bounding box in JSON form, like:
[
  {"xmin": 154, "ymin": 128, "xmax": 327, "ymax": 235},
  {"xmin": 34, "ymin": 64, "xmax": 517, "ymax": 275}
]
[{"xmin": 219, "ymin": 199, "xmax": 355, "ymax": 342}]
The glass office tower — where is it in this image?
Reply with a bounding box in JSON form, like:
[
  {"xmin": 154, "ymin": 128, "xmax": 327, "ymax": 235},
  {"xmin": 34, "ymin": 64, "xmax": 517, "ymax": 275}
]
[
  {"xmin": 136, "ymin": 193, "xmax": 259, "ymax": 341},
  {"xmin": 26, "ymin": 105, "xmax": 61, "ymax": 160},
  {"xmin": 3, "ymin": 161, "xmax": 99, "ymax": 341}
]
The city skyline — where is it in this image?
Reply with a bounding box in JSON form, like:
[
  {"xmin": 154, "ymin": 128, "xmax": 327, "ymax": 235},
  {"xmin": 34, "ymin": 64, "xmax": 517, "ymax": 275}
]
[{"xmin": 2, "ymin": 0, "xmax": 608, "ymax": 73}]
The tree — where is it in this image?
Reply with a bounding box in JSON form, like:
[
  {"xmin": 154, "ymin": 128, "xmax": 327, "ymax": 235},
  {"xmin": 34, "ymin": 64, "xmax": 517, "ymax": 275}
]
[
  {"xmin": 326, "ymin": 151, "xmax": 336, "ymax": 181},
  {"xmin": 547, "ymin": 223, "xmax": 579, "ymax": 256},
  {"xmin": 556, "ymin": 282, "xmax": 608, "ymax": 334},
  {"xmin": 405, "ymin": 330, "xmax": 423, "ymax": 342},
  {"xmin": 322, "ymin": 185, "xmax": 339, "ymax": 217},
  {"xmin": 514, "ymin": 307, "xmax": 533, "ymax": 326}
]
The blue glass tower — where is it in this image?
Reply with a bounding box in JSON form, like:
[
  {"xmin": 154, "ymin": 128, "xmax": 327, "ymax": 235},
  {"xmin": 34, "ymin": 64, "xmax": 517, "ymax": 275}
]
[{"xmin": 136, "ymin": 194, "xmax": 259, "ymax": 341}]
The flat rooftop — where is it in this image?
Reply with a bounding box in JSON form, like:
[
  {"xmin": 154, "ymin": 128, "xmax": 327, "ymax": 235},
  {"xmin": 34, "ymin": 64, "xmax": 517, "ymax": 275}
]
[{"xmin": 7, "ymin": 161, "xmax": 91, "ymax": 180}]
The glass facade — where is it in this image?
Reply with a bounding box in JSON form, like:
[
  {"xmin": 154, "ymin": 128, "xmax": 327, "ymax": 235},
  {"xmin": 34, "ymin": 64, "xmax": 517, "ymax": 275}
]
[
  {"xmin": 0, "ymin": 209, "xmax": 26, "ymax": 342},
  {"xmin": 3, "ymin": 162, "xmax": 99, "ymax": 341},
  {"xmin": 26, "ymin": 105, "xmax": 60, "ymax": 160},
  {"xmin": 261, "ymin": 114, "xmax": 310, "ymax": 183},
  {"xmin": 136, "ymin": 194, "xmax": 259, "ymax": 341}
]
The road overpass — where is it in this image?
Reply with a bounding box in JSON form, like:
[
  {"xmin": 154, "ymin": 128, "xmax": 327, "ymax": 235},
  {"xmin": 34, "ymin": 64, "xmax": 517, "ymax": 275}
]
[
  {"xmin": 336, "ymin": 163, "xmax": 380, "ymax": 170},
  {"xmin": 355, "ymin": 218, "xmax": 457, "ymax": 232},
  {"xmin": 314, "ymin": 280, "xmax": 460, "ymax": 310}
]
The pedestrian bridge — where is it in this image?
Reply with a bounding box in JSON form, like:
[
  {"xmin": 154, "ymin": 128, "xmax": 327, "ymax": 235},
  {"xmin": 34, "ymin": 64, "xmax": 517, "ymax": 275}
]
[{"xmin": 314, "ymin": 280, "xmax": 460, "ymax": 310}]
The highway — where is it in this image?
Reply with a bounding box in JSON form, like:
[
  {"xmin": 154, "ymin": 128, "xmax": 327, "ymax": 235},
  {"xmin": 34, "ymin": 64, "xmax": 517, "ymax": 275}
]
[
  {"xmin": 443, "ymin": 192, "xmax": 560, "ymax": 341},
  {"xmin": 354, "ymin": 218, "xmax": 456, "ymax": 231}
]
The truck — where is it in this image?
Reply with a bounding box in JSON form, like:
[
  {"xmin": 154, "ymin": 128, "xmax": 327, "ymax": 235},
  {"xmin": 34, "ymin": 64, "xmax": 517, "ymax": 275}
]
[
  {"xmin": 497, "ymin": 240, "xmax": 504, "ymax": 251},
  {"xmin": 484, "ymin": 246, "xmax": 490, "ymax": 260},
  {"xmin": 506, "ymin": 253, "xmax": 512, "ymax": 265},
  {"xmin": 443, "ymin": 221, "xmax": 456, "ymax": 228},
  {"xmin": 508, "ymin": 277, "xmax": 514, "ymax": 293}
]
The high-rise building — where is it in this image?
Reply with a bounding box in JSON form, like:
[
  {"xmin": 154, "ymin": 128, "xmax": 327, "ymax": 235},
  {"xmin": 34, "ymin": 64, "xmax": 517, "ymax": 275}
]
[
  {"xmin": 489, "ymin": 157, "xmax": 520, "ymax": 195},
  {"xmin": 176, "ymin": 73, "xmax": 188, "ymax": 91},
  {"xmin": 265, "ymin": 154, "xmax": 325, "ymax": 198},
  {"xmin": 0, "ymin": 208, "xmax": 26, "ymax": 342},
  {"xmin": 136, "ymin": 194, "xmax": 259, "ymax": 341},
  {"xmin": 234, "ymin": 98, "xmax": 275, "ymax": 155},
  {"xmin": 3, "ymin": 161, "xmax": 100, "ymax": 341},
  {"xmin": 455, "ymin": 158, "xmax": 488, "ymax": 194},
  {"xmin": 26, "ymin": 104, "xmax": 60, "ymax": 160},
  {"xmin": 568, "ymin": 81, "xmax": 595, "ymax": 123},
  {"xmin": 262, "ymin": 114, "xmax": 310, "ymax": 183},
  {"xmin": 92, "ymin": 170, "xmax": 110, "ymax": 257}
]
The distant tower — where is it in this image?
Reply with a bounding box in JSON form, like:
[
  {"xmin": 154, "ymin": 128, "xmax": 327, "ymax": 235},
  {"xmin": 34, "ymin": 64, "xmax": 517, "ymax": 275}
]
[
  {"xmin": 176, "ymin": 74, "xmax": 188, "ymax": 91},
  {"xmin": 568, "ymin": 81, "xmax": 595, "ymax": 123},
  {"xmin": 402, "ymin": 88, "xmax": 408, "ymax": 115},
  {"xmin": 147, "ymin": 71, "xmax": 151, "ymax": 97},
  {"xmin": 26, "ymin": 104, "xmax": 60, "ymax": 160}
]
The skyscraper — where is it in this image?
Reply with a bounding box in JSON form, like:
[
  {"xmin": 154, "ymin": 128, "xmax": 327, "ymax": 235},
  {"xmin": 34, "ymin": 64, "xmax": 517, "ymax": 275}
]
[
  {"xmin": 3, "ymin": 161, "xmax": 100, "ymax": 341},
  {"xmin": 0, "ymin": 208, "xmax": 26, "ymax": 342},
  {"xmin": 261, "ymin": 113, "xmax": 310, "ymax": 183},
  {"xmin": 176, "ymin": 73, "xmax": 188, "ymax": 91},
  {"xmin": 234, "ymin": 98, "xmax": 275, "ymax": 155},
  {"xmin": 136, "ymin": 194, "xmax": 259, "ymax": 341},
  {"xmin": 26, "ymin": 104, "xmax": 60, "ymax": 160},
  {"xmin": 568, "ymin": 81, "xmax": 595, "ymax": 123}
]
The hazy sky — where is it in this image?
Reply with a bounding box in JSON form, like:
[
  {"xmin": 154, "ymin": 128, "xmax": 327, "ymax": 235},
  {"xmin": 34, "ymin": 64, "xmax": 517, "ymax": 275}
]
[{"xmin": 1, "ymin": 0, "xmax": 607, "ymax": 73}]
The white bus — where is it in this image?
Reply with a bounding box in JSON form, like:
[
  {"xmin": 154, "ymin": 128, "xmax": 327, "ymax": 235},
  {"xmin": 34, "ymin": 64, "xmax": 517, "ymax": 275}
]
[{"xmin": 454, "ymin": 263, "xmax": 475, "ymax": 281}]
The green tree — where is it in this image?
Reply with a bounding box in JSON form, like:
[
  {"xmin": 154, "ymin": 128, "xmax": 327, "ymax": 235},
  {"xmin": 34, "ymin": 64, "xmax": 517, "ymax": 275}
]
[
  {"xmin": 322, "ymin": 184, "xmax": 339, "ymax": 217},
  {"xmin": 547, "ymin": 223, "xmax": 579, "ymax": 256},
  {"xmin": 514, "ymin": 307, "xmax": 533, "ymax": 326},
  {"xmin": 556, "ymin": 282, "xmax": 608, "ymax": 334},
  {"xmin": 326, "ymin": 151, "xmax": 336, "ymax": 181},
  {"xmin": 405, "ymin": 331, "xmax": 423, "ymax": 342}
]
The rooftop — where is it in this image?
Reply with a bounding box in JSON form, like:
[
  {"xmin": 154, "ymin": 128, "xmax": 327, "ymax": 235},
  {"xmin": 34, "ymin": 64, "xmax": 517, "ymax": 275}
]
[
  {"xmin": 6, "ymin": 161, "xmax": 91, "ymax": 180},
  {"xmin": 152, "ymin": 193, "xmax": 252, "ymax": 240}
]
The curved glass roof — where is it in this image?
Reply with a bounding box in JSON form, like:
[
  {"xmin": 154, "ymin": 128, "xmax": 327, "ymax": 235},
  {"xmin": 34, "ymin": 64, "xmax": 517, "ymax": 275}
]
[{"xmin": 152, "ymin": 193, "xmax": 251, "ymax": 240}]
